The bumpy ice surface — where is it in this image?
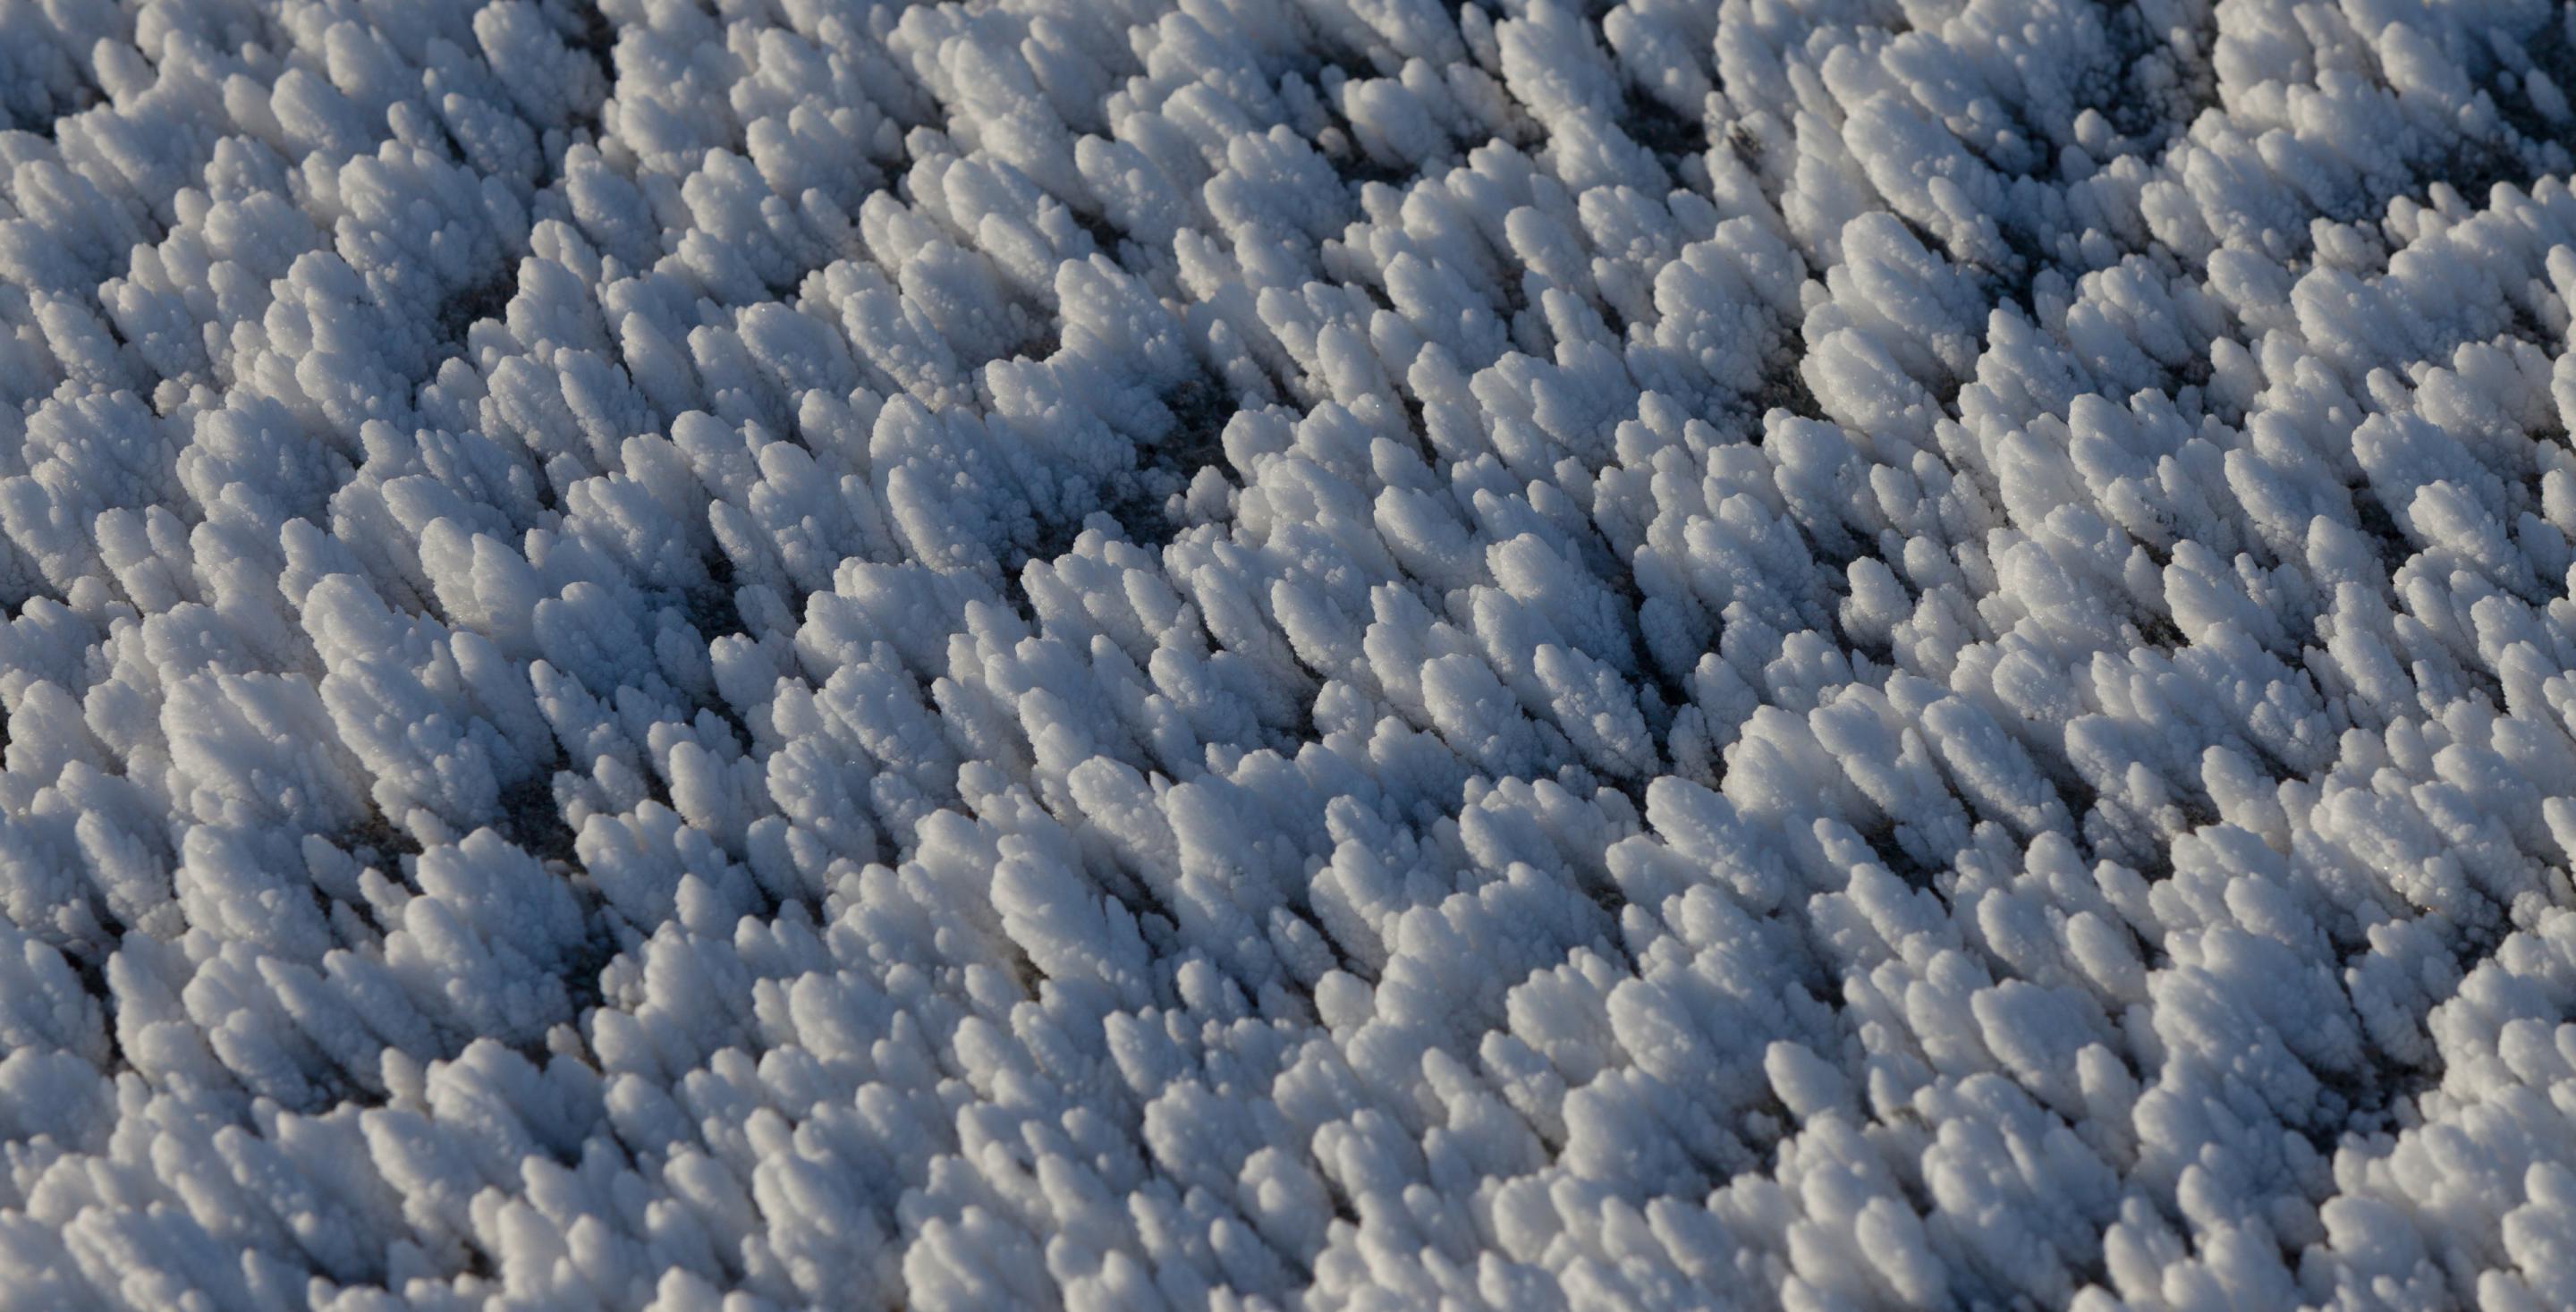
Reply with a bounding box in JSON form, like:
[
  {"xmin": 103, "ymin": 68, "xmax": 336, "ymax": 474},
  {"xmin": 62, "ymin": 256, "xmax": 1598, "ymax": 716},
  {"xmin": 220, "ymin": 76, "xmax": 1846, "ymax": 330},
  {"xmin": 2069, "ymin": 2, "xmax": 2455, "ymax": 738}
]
[{"xmin": 6, "ymin": 0, "xmax": 2576, "ymax": 1308}]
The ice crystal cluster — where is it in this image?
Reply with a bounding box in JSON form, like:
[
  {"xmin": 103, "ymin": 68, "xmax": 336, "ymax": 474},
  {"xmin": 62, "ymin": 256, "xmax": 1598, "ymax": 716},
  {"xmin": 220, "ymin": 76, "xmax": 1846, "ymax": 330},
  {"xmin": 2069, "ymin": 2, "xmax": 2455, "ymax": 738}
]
[{"xmin": 8, "ymin": 0, "xmax": 2576, "ymax": 1307}]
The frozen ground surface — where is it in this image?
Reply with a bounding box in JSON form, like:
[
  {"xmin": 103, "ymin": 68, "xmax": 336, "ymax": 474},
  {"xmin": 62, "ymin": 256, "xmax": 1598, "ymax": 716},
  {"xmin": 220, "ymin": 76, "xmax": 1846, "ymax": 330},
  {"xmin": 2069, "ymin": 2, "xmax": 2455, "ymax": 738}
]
[{"xmin": 9, "ymin": 0, "xmax": 2576, "ymax": 1308}]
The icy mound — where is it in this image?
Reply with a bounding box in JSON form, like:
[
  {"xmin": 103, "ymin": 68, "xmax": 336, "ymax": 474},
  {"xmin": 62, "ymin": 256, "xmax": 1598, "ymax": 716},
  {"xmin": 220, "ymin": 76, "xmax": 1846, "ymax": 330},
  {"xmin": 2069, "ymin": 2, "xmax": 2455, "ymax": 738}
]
[{"xmin": 5, "ymin": 0, "xmax": 2576, "ymax": 1307}]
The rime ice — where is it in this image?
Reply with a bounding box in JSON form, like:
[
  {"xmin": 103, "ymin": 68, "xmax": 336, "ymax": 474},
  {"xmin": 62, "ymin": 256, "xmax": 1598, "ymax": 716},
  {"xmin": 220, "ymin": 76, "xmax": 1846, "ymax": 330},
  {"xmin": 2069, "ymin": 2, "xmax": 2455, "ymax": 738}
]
[{"xmin": 4, "ymin": 0, "xmax": 2576, "ymax": 1308}]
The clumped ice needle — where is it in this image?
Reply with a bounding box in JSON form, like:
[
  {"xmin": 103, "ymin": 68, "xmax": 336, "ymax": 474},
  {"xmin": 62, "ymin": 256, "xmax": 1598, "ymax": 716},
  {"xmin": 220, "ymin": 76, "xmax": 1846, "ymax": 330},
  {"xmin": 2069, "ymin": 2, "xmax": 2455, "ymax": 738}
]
[{"xmin": 2, "ymin": 0, "xmax": 2574, "ymax": 1308}]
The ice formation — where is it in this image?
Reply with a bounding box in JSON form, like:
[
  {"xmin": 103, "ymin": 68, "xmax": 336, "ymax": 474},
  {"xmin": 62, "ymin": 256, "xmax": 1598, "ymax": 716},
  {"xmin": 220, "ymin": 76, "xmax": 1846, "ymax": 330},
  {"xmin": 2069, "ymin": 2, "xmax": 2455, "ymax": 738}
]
[{"xmin": 5, "ymin": 0, "xmax": 2576, "ymax": 1307}]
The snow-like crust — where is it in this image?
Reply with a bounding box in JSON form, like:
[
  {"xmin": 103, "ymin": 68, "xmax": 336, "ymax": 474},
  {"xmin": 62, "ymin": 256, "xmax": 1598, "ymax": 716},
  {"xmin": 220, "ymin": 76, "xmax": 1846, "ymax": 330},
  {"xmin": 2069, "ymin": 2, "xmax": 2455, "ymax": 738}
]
[{"xmin": 4, "ymin": 0, "xmax": 2576, "ymax": 1308}]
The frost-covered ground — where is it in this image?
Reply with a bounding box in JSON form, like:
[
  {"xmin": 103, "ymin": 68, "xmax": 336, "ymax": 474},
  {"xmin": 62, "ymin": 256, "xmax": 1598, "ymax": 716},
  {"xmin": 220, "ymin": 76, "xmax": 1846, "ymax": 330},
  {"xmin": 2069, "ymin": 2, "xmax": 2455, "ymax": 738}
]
[{"xmin": 13, "ymin": 0, "xmax": 2576, "ymax": 1308}]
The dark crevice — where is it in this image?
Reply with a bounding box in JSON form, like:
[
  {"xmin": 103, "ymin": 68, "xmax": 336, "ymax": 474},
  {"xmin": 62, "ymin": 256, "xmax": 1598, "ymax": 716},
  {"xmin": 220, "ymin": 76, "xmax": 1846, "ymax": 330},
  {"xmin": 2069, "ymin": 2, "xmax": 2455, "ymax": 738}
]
[
  {"xmin": 1012, "ymin": 374, "xmax": 1240, "ymax": 589},
  {"xmin": 1860, "ymin": 817, "xmax": 1944, "ymax": 891},
  {"xmin": 561, "ymin": 0, "xmax": 616, "ymax": 85},
  {"xmin": 1750, "ymin": 344, "xmax": 1826, "ymax": 424},
  {"xmin": 4, "ymin": 73, "xmax": 99, "ymax": 143},
  {"xmin": 1332, "ymin": 147, "xmax": 1415, "ymax": 190},
  {"xmin": 1619, "ymin": 90, "xmax": 1707, "ymax": 166},
  {"xmin": 683, "ymin": 551, "xmax": 747, "ymax": 651},
  {"xmin": 2493, "ymin": 20, "xmax": 2576, "ymax": 165},
  {"xmin": 66, "ymin": 944, "xmax": 131, "ymax": 1080},
  {"xmin": 496, "ymin": 769, "xmax": 580, "ymax": 868},
  {"xmin": 1071, "ymin": 206, "xmax": 1124, "ymax": 258},
  {"xmin": 344, "ymin": 803, "xmax": 428, "ymax": 869},
  {"xmin": 554, "ymin": 922, "xmax": 620, "ymax": 1028},
  {"xmin": 434, "ymin": 267, "xmax": 519, "ymax": 354}
]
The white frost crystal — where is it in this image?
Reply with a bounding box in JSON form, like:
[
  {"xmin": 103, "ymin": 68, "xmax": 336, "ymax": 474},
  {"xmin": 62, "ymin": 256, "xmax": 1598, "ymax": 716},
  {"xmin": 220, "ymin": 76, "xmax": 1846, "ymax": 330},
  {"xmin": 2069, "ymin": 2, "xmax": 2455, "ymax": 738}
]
[{"xmin": 4, "ymin": 0, "xmax": 2576, "ymax": 1307}]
